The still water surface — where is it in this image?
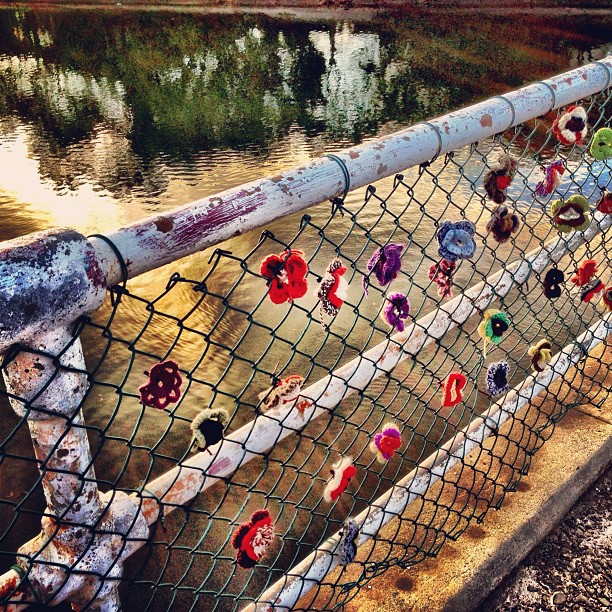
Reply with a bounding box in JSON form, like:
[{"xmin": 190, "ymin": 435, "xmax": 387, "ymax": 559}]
[
  {"xmin": 1, "ymin": 8, "xmax": 612, "ymax": 241},
  {"xmin": 1, "ymin": 7, "xmax": 611, "ymax": 611}
]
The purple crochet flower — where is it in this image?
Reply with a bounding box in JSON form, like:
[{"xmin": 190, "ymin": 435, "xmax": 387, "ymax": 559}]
[
  {"xmin": 362, "ymin": 243, "xmax": 405, "ymax": 295},
  {"xmin": 382, "ymin": 292, "xmax": 410, "ymax": 332},
  {"xmin": 437, "ymin": 220, "xmax": 476, "ymax": 262}
]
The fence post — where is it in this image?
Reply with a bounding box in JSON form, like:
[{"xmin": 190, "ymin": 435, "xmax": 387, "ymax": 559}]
[{"xmin": 0, "ymin": 229, "xmax": 149, "ymax": 609}]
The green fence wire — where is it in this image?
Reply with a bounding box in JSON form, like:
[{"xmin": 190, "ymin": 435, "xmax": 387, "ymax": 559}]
[{"xmin": 0, "ymin": 84, "xmax": 611, "ymax": 612}]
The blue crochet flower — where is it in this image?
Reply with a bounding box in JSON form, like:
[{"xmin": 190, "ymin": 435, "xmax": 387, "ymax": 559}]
[{"xmin": 437, "ymin": 220, "xmax": 477, "ymax": 262}]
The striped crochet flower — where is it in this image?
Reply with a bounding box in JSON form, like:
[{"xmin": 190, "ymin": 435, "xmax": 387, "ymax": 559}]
[
  {"xmin": 338, "ymin": 519, "xmax": 360, "ymax": 566},
  {"xmin": 231, "ymin": 510, "xmax": 275, "ymax": 569},
  {"xmin": 535, "ymin": 160, "xmax": 565, "ymax": 197}
]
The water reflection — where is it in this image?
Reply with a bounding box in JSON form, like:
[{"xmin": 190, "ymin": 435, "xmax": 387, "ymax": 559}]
[{"xmin": 1, "ymin": 8, "xmax": 611, "ymax": 239}]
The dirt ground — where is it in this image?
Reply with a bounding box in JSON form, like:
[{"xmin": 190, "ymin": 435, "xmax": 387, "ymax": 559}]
[{"xmin": 477, "ymin": 466, "xmax": 612, "ymax": 612}]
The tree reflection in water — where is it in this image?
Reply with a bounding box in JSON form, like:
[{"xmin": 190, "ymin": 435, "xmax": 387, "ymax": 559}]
[{"xmin": 0, "ymin": 8, "xmax": 611, "ymax": 231}]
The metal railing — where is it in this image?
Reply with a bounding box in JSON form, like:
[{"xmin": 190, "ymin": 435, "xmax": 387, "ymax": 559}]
[{"xmin": 0, "ymin": 57, "xmax": 611, "ymax": 611}]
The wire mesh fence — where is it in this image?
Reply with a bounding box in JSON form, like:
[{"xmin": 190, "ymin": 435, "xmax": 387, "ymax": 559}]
[{"xmin": 0, "ymin": 65, "xmax": 611, "ymax": 611}]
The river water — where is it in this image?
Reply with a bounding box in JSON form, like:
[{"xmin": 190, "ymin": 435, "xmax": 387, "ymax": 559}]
[{"xmin": 0, "ymin": 6, "xmax": 611, "ymax": 611}]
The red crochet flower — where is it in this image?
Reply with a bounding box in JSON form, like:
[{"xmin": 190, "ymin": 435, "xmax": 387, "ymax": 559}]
[
  {"xmin": 370, "ymin": 424, "xmax": 402, "ymax": 463},
  {"xmin": 323, "ymin": 456, "xmax": 356, "ymax": 503},
  {"xmin": 570, "ymin": 260, "xmax": 598, "ymax": 287},
  {"xmin": 139, "ymin": 360, "xmax": 182, "ymax": 409},
  {"xmin": 260, "ymin": 249, "xmax": 308, "ymax": 304},
  {"xmin": 231, "ymin": 509, "xmax": 275, "ymax": 569},
  {"xmin": 441, "ymin": 372, "xmax": 467, "ymax": 408},
  {"xmin": 597, "ymin": 191, "xmax": 612, "ymax": 214}
]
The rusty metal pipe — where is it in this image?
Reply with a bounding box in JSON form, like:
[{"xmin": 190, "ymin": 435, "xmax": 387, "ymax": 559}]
[{"xmin": 91, "ymin": 57, "xmax": 612, "ymax": 286}]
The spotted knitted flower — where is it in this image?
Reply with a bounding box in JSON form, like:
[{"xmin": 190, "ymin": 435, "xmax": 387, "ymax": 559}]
[
  {"xmin": 338, "ymin": 519, "xmax": 360, "ymax": 566},
  {"xmin": 486, "ymin": 361, "xmax": 510, "ymax": 396},
  {"xmin": 528, "ymin": 339, "xmax": 553, "ymax": 373},
  {"xmin": 441, "ymin": 372, "xmax": 467, "ymax": 408},
  {"xmin": 362, "ymin": 243, "xmax": 405, "ymax": 295},
  {"xmin": 428, "ymin": 258, "xmax": 456, "ymax": 299},
  {"xmin": 437, "ymin": 220, "xmax": 476, "ymax": 262},
  {"xmin": 596, "ymin": 190, "xmax": 612, "ymax": 214},
  {"xmin": 317, "ymin": 258, "xmax": 348, "ymax": 325},
  {"xmin": 581, "ymin": 278, "xmax": 604, "ymax": 303},
  {"xmin": 552, "ymin": 106, "xmax": 588, "ymax": 146},
  {"xmin": 487, "ymin": 205, "xmax": 520, "ymax": 244},
  {"xmin": 258, "ymin": 375, "xmax": 304, "ymax": 413},
  {"xmin": 543, "ymin": 268, "xmax": 564, "ymax": 300},
  {"xmin": 369, "ymin": 423, "xmax": 402, "ymax": 463},
  {"xmin": 231, "ymin": 509, "xmax": 275, "ymax": 569},
  {"xmin": 260, "ymin": 249, "xmax": 308, "ymax": 305},
  {"xmin": 589, "ymin": 127, "xmax": 612, "ymax": 161},
  {"xmin": 601, "ymin": 286, "xmax": 612, "ymax": 312},
  {"xmin": 550, "ymin": 195, "xmax": 590, "ymax": 233},
  {"xmin": 535, "ymin": 160, "xmax": 565, "ymax": 197},
  {"xmin": 478, "ymin": 309, "xmax": 511, "ymax": 357},
  {"xmin": 323, "ymin": 456, "xmax": 356, "ymax": 503},
  {"xmin": 570, "ymin": 260, "xmax": 598, "ymax": 287},
  {"xmin": 382, "ymin": 292, "xmax": 410, "ymax": 332},
  {"xmin": 483, "ymin": 154, "xmax": 518, "ymax": 204},
  {"xmin": 139, "ymin": 360, "xmax": 183, "ymax": 409}
]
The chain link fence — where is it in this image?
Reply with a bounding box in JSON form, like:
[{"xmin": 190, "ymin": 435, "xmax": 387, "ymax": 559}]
[{"xmin": 0, "ymin": 62, "xmax": 611, "ymax": 611}]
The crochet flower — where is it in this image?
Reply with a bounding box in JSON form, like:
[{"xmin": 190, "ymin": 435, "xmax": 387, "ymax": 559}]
[
  {"xmin": 231, "ymin": 509, "xmax": 275, "ymax": 569},
  {"xmin": 428, "ymin": 258, "xmax": 456, "ymax": 299},
  {"xmin": 258, "ymin": 375, "xmax": 304, "ymax": 412},
  {"xmin": 543, "ymin": 268, "xmax": 564, "ymax": 299},
  {"xmin": 528, "ymin": 339, "xmax": 553, "ymax": 373},
  {"xmin": 260, "ymin": 249, "xmax": 308, "ymax": 305},
  {"xmin": 550, "ymin": 195, "xmax": 590, "ymax": 233},
  {"xmin": 362, "ymin": 243, "xmax": 405, "ymax": 295},
  {"xmin": 369, "ymin": 423, "xmax": 402, "ymax": 463},
  {"xmin": 486, "ymin": 205, "xmax": 520, "ymax": 244},
  {"xmin": 486, "ymin": 361, "xmax": 510, "ymax": 396},
  {"xmin": 323, "ymin": 456, "xmax": 356, "ymax": 503},
  {"xmin": 535, "ymin": 160, "xmax": 565, "ymax": 197},
  {"xmin": 590, "ymin": 127, "xmax": 612, "ymax": 161},
  {"xmin": 190, "ymin": 408, "xmax": 229, "ymax": 453},
  {"xmin": 139, "ymin": 360, "xmax": 182, "ymax": 409},
  {"xmin": 483, "ymin": 154, "xmax": 518, "ymax": 204},
  {"xmin": 552, "ymin": 105, "xmax": 588, "ymax": 146},
  {"xmin": 478, "ymin": 309, "xmax": 511, "ymax": 356},
  {"xmin": 317, "ymin": 258, "xmax": 348, "ymax": 324},
  {"xmin": 596, "ymin": 190, "xmax": 612, "ymax": 214},
  {"xmin": 441, "ymin": 372, "xmax": 467, "ymax": 408},
  {"xmin": 338, "ymin": 519, "xmax": 360, "ymax": 566},
  {"xmin": 437, "ymin": 220, "xmax": 476, "ymax": 261},
  {"xmin": 382, "ymin": 292, "xmax": 410, "ymax": 332},
  {"xmin": 570, "ymin": 260, "xmax": 598, "ymax": 287},
  {"xmin": 581, "ymin": 278, "xmax": 604, "ymax": 303},
  {"xmin": 601, "ymin": 286, "xmax": 612, "ymax": 312}
]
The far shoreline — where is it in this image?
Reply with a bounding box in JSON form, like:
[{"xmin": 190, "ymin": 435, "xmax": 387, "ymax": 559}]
[{"xmin": 1, "ymin": 0, "xmax": 611, "ymax": 20}]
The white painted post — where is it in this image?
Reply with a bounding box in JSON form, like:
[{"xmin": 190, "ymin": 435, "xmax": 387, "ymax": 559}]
[{"xmin": 0, "ymin": 230, "xmax": 149, "ymax": 609}]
